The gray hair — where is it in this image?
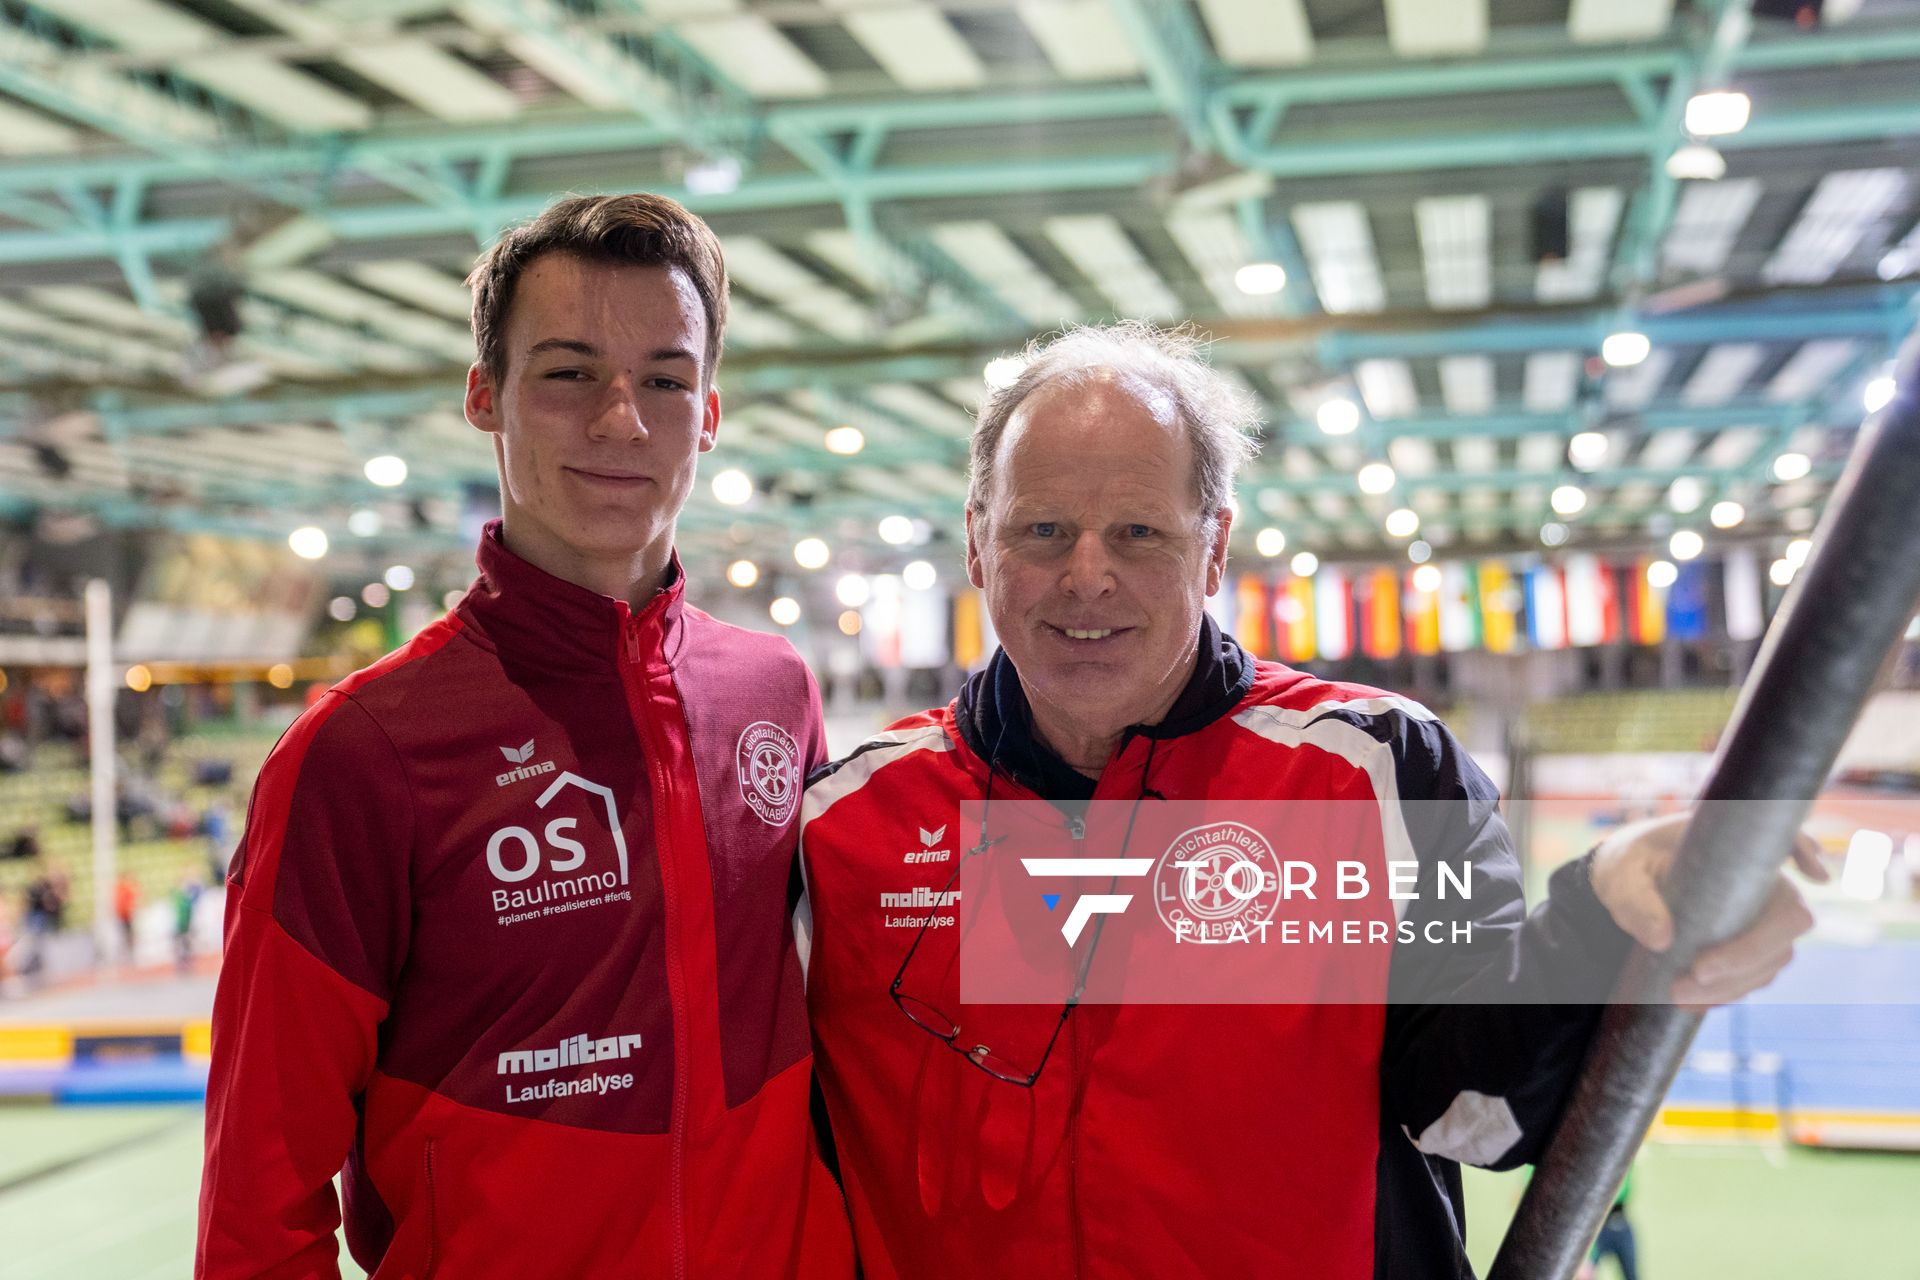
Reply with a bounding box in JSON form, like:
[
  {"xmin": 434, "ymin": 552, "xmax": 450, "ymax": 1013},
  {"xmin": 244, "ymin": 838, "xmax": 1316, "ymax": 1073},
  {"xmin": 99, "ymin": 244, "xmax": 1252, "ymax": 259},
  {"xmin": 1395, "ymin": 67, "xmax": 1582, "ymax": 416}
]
[{"xmin": 966, "ymin": 321, "xmax": 1262, "ymax": 530}]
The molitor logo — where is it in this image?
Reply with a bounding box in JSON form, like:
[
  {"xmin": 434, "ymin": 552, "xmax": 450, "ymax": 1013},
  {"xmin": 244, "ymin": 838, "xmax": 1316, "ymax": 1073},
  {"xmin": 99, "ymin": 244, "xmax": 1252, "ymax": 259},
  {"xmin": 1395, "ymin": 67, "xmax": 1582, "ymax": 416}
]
[
  {"xmin": 496, "ymin": 1029, "xmax": 643, "ymax": 1104},
  {"xmin": 484, "ymin": 772, "xmax": 634, "ymax": 928},
  {"xmin": 736, "ymin": 720, "xmax": 800, "ymax": 826}
]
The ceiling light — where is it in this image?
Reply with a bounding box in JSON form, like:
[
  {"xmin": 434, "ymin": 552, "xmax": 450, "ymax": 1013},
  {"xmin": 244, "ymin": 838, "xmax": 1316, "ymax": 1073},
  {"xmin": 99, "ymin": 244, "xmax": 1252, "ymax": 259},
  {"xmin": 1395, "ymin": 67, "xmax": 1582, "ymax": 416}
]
[
  {"xmin": 878, "ymin": 515, "xmax": 915, "ymax": 545},
  {"xmin": 327, "ymin": 596, "xmax": 356, "ymax": 622},
  {"xmin": 1710, "ymin": 500, "xmax": 1746, "ymax": 529},
  {"xmin": 1290, "ymin": 551, "xmax": 1319, "ymax": 577},
  {"xmin": 770, "ymin": 597, "xmax": 801, "ymax": 626},
  {"xmin": 361, "ymin": 582, "xmax": 390, "ymax": 608},
  {"xmin": 348, "ymin": 508, "xmax": 381, "ymax": 538},
  {"xmin": 1685, "ymin": 90, "xmax": 1751, "ymax": 138},
  {"xmin": 1317, "ymin": 397, "xmax": 1360, "ymax": 436},
  {"xmin": 1234, "ymin": 262, "xmax": 1287, "ymax": 295},
  {"xmin": 727, "ymin": 559, "xmax": 759, "ymax": 588},
  {"xmin": 1785, "ymin": 537, "xmax": 1812, "ymax": 567},
  {"xmin": 364, "ymin": 455, "xmax": 408, "ymax": 487},
  {"xmin": 837, "ymin": 610, "xmax": 862, "ymax": 636},
  {"xmin": 1412, "ymin": 564, "xmax": 1442, "ymax": 594},
  {"xmin": 267, "ymin": 664, "xmax": 295, "ymax": 690},
  {"xmin": 1385, "ymin": 507, "xmax": 1420, "ymax": 538},
  {"xmin": 1772, "ymin": 451, "xmax": 1811, "ymax": 482},
  {"xmin": 1601, "ymin": 331, "xmax": 1651, "ymax": 368},
  {"xmin": 1769, "ymin": 558, "xmax": 1795, "ymax": 587},
  {"xmin": 794, "ymin": 537, "xmax": 830, "ymax": 570},
  {"xmin": 1568, "ymin": 431, "xmax": 1610, "ymax": 470},
  {"xmin": 1255, "ymin": 527, "xmax": 1286, "ymax": 557},
  {"xmin": 1668, "ymin": 477, "xmax": 1704, "ymax": 514},
  {"xmin": 1665, "ymin": 144, "xmax": 1726, "ymax": 181},
  {"xmin": 1407, "ymin": 539, "xmax": 1432, "ymax": 563},
  {"xmin": 824, "ymin": 426, "xmax": 865, "ymax": 456},
  {"xmin": 288, "ymin": 526, "xmax": 329, "ymax": 560},
  {"xmin": 1550, "ymin": 485, "xmax": 1588, "ymax": 516},
  {"xmin": 1669, "ymin": 530, "xmax": 1704, "ymax": 561},
  {"xmin": 1540, "ymin": 521, "xmax": 1570, "ymax": 547},
  {"xmin": 712, "ymin": 468, "xmax": 753, "ymax": 505},
  {"xmin": 1647, "ymin": 560, "xmax": 1679, "ymax": 590},
  {"xmin": 835, "ymin": 574, "xmax": 871, "ymax": 608},
  {"xmin": 383, "ymin": 564, "xmax": 414, "ymax": 591},
  {"xmin": 902, "ymin": 560, "xmax": 937, "ymax": 591},
  {"xmin": 1357, "ymin": 462, "xmax": 1396, "ymax": 495}
]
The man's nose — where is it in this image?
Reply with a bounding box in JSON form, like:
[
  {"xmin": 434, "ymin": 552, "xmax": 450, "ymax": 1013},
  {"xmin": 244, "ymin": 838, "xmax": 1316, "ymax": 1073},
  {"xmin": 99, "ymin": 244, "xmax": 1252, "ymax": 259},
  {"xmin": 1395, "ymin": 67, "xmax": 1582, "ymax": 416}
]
[
  {"xmin": 588, "ymin": 376, "xmax": 648, "ymax": 440},
  {"xmin": 1060, "ymin": 532, "xmax": 1118, "ymax": 597}
]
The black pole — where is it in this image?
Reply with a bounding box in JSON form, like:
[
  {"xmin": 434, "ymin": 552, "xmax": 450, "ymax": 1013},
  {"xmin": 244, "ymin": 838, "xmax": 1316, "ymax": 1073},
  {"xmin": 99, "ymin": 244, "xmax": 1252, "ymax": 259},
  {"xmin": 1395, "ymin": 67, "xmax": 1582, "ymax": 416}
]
[{"xmin": 1490, "ymin": 328, "xmax": 1920, "ymax": 1280}]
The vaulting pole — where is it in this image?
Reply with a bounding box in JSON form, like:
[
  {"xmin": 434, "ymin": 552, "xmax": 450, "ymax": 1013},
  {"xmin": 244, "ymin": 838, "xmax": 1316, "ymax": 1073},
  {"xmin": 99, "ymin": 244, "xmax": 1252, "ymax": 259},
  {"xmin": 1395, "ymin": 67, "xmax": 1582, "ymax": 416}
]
[{"xmin": 1490, "ymin": 328, "xmax": 1920, "ymax": 1280}]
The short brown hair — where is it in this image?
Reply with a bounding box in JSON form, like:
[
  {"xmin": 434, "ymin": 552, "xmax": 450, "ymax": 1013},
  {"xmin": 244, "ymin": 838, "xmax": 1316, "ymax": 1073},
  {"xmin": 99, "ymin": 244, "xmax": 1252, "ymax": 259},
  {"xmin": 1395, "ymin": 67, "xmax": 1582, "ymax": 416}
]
[{"xmin": 466, "ymin": 193, "xmax": 729, "ymax": 383}]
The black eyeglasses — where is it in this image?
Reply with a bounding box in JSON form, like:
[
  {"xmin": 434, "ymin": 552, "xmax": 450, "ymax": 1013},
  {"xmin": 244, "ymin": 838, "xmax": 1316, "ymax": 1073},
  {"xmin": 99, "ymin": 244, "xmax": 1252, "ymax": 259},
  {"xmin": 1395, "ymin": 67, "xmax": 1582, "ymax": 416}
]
[{"xmin": 889, "ymin": 746, "xmax": 1158, "ymax": 1088}]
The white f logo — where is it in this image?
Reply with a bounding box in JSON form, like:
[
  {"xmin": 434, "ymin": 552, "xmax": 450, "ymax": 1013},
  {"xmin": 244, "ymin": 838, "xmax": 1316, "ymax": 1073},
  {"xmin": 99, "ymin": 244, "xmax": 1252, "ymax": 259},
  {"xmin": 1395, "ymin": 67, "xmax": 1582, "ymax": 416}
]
[{"xmin": 1020, "ymin": 858, "xmax": 1154, "ymax": 945}]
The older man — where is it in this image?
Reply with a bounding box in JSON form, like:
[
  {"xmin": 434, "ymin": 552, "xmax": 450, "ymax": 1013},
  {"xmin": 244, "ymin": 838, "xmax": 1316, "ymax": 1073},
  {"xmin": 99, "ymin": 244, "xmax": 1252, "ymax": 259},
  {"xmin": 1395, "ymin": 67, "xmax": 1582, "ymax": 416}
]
[{"xmin": 797, "ymin": 322, "xmax": 1816, "ymax": 1278}]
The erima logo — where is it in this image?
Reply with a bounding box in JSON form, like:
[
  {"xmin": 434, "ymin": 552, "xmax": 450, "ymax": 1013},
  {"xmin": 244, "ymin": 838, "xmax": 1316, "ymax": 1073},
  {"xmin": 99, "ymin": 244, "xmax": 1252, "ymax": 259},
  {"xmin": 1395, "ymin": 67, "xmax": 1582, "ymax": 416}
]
[
  {"xmin": 497, "ymin": 1031, "xmax": 643, "ymax": 1076},
  {"xmin": 904, "ymin": 824, "xmax": 951, "ymax": 865},
  {"xmin": 1020, "ymin": 858, "xmax": 1154, "ymax": 945},
  {"xmin": 495, "ymin": 739, "xmax": 558, "ymax": 787}
]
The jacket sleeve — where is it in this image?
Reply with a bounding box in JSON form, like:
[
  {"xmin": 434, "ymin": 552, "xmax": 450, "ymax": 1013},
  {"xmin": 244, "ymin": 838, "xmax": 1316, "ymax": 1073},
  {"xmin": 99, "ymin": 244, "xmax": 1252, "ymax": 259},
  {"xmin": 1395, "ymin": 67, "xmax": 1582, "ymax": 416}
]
[
  {"xmin": 196, "ymin": 693, "xmax": 414, "ymax": 1279},
  {"xmin": 1371, "ymin": 713, "xmax": 1636, "ymax": 1171}
]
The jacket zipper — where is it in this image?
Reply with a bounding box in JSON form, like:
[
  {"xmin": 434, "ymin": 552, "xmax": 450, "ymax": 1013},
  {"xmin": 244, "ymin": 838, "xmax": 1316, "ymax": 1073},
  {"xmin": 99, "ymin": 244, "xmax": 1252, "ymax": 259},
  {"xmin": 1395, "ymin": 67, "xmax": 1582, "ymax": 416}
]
[
  {"xmin": 1065, "ymin": 810, "xmax": 1086, "ymax": 1280},
  {"xmin": 621, "ymin": 619, "xmax": 692, "ymax": 1280}
]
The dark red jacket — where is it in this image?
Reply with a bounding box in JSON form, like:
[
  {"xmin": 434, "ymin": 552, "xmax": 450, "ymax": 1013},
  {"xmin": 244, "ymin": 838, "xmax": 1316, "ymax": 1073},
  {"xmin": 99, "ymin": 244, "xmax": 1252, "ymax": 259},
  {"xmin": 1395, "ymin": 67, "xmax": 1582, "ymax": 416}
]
[{"xmin": 199, "ymin": 525, "xmax": 853, "ymax": 1279}]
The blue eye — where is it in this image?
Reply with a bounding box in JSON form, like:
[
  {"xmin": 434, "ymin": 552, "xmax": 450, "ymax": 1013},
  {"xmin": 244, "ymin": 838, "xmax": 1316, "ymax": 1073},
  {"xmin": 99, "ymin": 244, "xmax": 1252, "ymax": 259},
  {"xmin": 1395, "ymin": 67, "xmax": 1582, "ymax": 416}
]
[
  {"xmin": 1032, "ymin": 522, "xmax": 1058, "ymax": 538},
  {"xmin": 1128, "ymin": 525, "xmax": 1155, "ymax": 538}
]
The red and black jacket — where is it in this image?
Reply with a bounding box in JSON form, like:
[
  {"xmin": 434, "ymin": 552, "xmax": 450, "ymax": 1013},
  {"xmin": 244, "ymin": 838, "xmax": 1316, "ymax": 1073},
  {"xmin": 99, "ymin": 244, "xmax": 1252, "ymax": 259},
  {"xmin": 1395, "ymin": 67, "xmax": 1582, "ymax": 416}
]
[
  {"xmin": 798, "ymin": 619, "xmax": 1631, "ymax": 1279},
  {"xmin": 199, "ymin": 524, "xmax": 853, "ymax": 1279}
]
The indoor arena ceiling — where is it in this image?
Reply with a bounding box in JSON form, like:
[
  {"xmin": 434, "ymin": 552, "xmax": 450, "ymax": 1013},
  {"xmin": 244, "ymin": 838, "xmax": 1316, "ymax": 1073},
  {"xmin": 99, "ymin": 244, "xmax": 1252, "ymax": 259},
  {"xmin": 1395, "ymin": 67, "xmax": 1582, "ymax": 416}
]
[{"xmin": 1, "ymin": 0, "xmax": 1919, "ymax": 583}]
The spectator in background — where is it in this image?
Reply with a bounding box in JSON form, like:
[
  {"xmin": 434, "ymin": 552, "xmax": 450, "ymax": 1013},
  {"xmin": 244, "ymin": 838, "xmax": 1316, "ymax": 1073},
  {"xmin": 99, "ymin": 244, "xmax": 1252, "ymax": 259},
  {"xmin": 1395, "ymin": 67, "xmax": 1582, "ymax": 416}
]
[
  {"xmin": 113, "ymin": 873, "xmax": 139, "ymax": 964},
  {"xmin": 202, "ymin": 797, "xmax": 234, "ymax": 882},
  {"xmin": 3, "ymin": 828, "xmax": 39, "ymax": 861},
  {"xmin": 173, "ymin": 874, "xmax": 201, "ymax": 973},
  {"xmin": 19, "ymin": 861, "xmax": 67, "ymax": 981},
  {"xmin": 1576, "ymin": 1167, "xmax": 1640, "ymax": 1280}
]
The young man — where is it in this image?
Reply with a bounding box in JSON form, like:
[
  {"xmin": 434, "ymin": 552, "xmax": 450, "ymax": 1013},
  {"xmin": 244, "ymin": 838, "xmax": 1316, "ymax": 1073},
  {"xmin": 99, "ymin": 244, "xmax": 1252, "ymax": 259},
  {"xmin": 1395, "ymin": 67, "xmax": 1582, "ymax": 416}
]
[
  {"xmin": 797, "ymin": 322, "xmax": 1817, "ymax": 1278},
  {"xmin": 199, "ymin": 195, "xmax": 852, "ymax": 1279}
]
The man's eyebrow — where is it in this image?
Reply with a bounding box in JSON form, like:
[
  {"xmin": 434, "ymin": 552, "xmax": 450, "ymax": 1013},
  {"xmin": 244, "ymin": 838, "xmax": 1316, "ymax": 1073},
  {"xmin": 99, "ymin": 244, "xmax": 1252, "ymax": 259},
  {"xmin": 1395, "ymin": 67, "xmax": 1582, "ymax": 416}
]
[{"xmin": 523, "ymin": 338, "xmax": 700, "ymax": 365}]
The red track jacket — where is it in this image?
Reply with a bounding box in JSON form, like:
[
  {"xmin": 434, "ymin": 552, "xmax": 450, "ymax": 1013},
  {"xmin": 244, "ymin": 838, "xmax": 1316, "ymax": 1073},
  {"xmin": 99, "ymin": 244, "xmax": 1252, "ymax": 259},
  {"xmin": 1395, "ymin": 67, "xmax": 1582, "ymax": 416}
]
[
  {"xmin": 198, "ymin": 524, "xmax": 853, "ymax": 1279},
  {"xmin": 798, "ymin": 624, "xmax": 1630, "ymax": 1279}
]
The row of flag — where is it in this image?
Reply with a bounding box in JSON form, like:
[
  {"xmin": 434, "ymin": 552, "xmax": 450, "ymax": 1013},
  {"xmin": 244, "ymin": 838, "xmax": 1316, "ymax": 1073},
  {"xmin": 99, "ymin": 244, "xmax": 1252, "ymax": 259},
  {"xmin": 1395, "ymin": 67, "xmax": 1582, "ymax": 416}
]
[{"xmin": 1215, "ymin": 549, "xmax": 1770, "ymax": 663}]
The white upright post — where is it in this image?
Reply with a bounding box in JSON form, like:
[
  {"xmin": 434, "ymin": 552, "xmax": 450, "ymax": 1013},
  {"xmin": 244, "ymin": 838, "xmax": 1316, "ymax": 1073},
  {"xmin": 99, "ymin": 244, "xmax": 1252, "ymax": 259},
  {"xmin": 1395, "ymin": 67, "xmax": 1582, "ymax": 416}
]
[{"xmin": 84, "ymin": 578, "xmax": 118, "ymax": 963}]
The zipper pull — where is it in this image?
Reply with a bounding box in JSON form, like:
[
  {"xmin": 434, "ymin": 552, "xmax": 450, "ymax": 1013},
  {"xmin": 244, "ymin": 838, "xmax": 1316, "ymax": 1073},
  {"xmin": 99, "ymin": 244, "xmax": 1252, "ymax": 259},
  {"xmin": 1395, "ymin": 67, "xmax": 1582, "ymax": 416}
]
[
  {"xmin": 1066, "ymin": 814, "xmax": 1085, "ymax": 841},
  {"xmin": 623, "ymin": 621, "xmax": 643, "ymax": 665}
]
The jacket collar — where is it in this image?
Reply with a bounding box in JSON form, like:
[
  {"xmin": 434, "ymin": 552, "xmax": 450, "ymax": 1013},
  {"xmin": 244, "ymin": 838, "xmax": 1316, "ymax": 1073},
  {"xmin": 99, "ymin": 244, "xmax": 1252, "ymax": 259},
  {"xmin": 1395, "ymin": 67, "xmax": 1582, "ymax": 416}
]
[
  {"xmin": 455, "ymin": 519, "xmax": 686, "ymax": 678},
  {"xmin": 953, "ymin": 613, "xmax": 1254, "ymax": 800}
]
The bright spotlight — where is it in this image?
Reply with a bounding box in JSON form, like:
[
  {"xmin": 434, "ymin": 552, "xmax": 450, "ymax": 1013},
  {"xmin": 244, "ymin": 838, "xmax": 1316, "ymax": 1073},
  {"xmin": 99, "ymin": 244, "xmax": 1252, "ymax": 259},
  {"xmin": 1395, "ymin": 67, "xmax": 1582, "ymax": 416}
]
[
  {"xmin": 1550, "ymin": 485, "xmax": 1588, "ymax": 516},
  {"xmin": 1412, "ymin": 564, "xmax": 1442, "ymax": 594},
  {"xmin": 1710, "ymin": 500, "xmax": 1745, "ymax": 530},
  {"xmin": 1384, "ymin": 507, "xmax": 1420, "ymax": 538},
  {"xmin": 1317, "ymin": 397, "xmax": 1360, "ymax": 436},
  {"xmin": 1665, "ymin": 143, "xmax": 1726, "ymax": 181},
  {"xmin": 1669, "ymin": 530, "xmax": 1704, "ymax": 561},
  {"xmin": 878, "ymin": 515, "xmax": 915, "ymax": 545},
  {"xmin": 794, "ymin": 538, "xmax": 830, "ymax": 570},
  {"xmin": 1668, "ymin": 477, "xmax": 1704, "ymax": 514},
  {"xmin": 835, "ymin": 574, "xmax": 871, "ymax": 608},
  {"xmin": 1771, "ymin": 452, "xmax": 1811, "ymax": 483},
  {"xmin": 384, "ymin": 564, "xmax": 414, "ymax": 591},
  {"xmin": 1601, "ymin": 331, "xmax": 1651, "ymax": 368},
  {"xmin": 984, "ymin": 357, "xmax": 1025, "ymax": 390},
  {"xmin": 1684, "ymin": 90, "xmax": 1751, "ymax": 138},
  {"xmin": 1568, "ymin": 431, "xmax": 1610, "ymax": 470},
  {"xmin": 1357, "ymin": 462, "xmax": 1396, "ymax": 495},
  {"xmin": 364, "ymin": 455, "xmax": 408, "ymax": 487},
  {"xmin": 770, "ymin": 597, "xmax": 801, "ymax": 627},
  {"xmin": 712, "ymin": 469, "xmax": 753, "ymax": 505},
  {"xmin": 824, "ymin": 426, "xmax": 865, "ymax": 456},
  {"xmin": 288, "ymin": 526, "xmax": 329, "ymax": 560},
  {"xmin": 1234, "ymin": 262, "xmax": 1287, "ymax": 295},
  {"xmin": 1540, "ymin": 522, "xmax": 1571, "ymax": 547},
  {"xmin": 902, "ymin": 560, "xmax": 937, "ymax": 592},
  {"xmin": 1255, "ymin": 527, "xmax": 1287, "ymax": 557},
  {"xmin": 1770, "ymin": 558, "xmax": 1796, "ymax": 587},
  {"xmin": 1864, "ymin": 377, "xmax": 1895, "ymax": 414},
  {"xmin": 1290, "ymin": 551, "xmax": 1319, "ymax": 578},
  {"xmin": 727, "ymin": 559, "xmax": 759, "ymax": 589},
  {"xmin": 1646, "ymin": 560, "xmax": 1679, "ymax": 590},
  {"xmin": 348, "ymin": 508, "xmax": 381, "ymax": 538},
  {"xmin": 361, "ymin": 582, "xmax": 391, "ymax": 608},
  {"xmin": 1785, "ymin": 538, "xmax": 1812, "ymax": 567}
]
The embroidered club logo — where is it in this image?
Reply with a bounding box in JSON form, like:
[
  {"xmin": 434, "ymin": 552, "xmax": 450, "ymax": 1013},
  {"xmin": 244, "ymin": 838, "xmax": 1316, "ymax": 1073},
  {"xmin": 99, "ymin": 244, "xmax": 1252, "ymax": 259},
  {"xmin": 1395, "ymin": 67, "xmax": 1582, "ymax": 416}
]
[
  {"xmin": 1153, "ymin": 821, "xmax": 1282, "ymax": 945},
  {"xmin": 737, "ymin": 721, "xmax": 800, "ymax": 826}
]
